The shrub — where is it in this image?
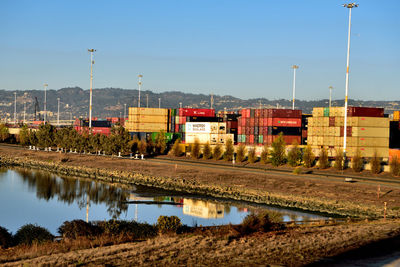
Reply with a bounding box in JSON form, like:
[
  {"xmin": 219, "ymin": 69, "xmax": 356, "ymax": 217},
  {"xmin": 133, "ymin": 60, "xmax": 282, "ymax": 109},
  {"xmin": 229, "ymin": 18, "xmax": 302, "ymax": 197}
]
[
  {"xmin": 0, "ymin": 226, "xmax": 13, "ymax": 248},
  {"xmin": 157, "ymin": 216, "xmax": 182, "ymax": 233},
  {"xmin": 58, "ymin": 220, "xmax": 101, "ymax": 239},
  {"xmin": 247, "ymin": 146, "xmax": 257, "ymax": 163},
  {"xmin": 191, "ymin": 139, "xmax": 201, "ymax": 159},
  {"xmin": 390, "ymin": 156, "xmax": 400, "ymax": 176},
  {"xmin": 334, "ymin": 149, "xmax": 344, "ymax": 171},
  {"xmin": 270, "ymin": 133, "xmax": 286, "ymax": 166},
  {"xmin": 96, "ymin": 220, "xmax": 157, "ymax": 239},
  {"xmin": 202, "ymin": 142, "xmax": 212, "ymax": 159},
  {"xmin": 154, "ymin": 131, "xmax": 167, "ymax": 155},
  {"xmin": 236, "ymin": 144, "xmax": 247, "ymax": 162},
  {"xmin": 171, "ymin": 138, "xmax": 183, "ymax": 157},
  {"xmin": 260, "ymin": 144, "xmax": 269, "ymax": 164},
  {"xmin": 318, "ymin": 147, "xmax": 330, "ymax": 169},
  {"xmin": 224, "ymin": 139, "xmax": 234, "ymax": 161},
  {"xmin": 14, "ymin": 224, "xmax": 54, "ymax": 245},
  {"xmin": 293, "ymin": 166, "xmax": 302, "ymax": 175},
  {"xmin": 234, "ymin": 211, "xmax": 284, "ymax": 236},
  {"xmin": 287, "ymin": 141, "xmax": 301, "ymax": 167},
  {"xmin": 303, "ymin": 145, "xmax": 315, "ymax": 168},
  {"xmin": 351, "ymin": 149, "xmax": 364, "ymax": 172},
  {"xmin": 370, "ymin": 151, "xmax": 382, "ymax": 174},
  {"xmin": 138, "ymin": 139, "xmax": 147, "ymax": 155},
  {"xmin": 212, "ymin": 144, "xmax": 223, "ymax": 160}
]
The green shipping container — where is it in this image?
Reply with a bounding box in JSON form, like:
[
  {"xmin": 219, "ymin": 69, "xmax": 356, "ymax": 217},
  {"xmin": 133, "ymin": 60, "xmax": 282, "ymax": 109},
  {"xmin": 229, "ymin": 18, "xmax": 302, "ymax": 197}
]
[
  {"xmin": 170, "ymin": 109, "xmax": 177, "ymax": 116},
  {"xmin": 323, "ymin": 107, "xmax": 330, "ymax": 117},
  {"xmin": 151, "ymin": 132, "xmax": 181, "ymax": 143},
  {"xmin": 258, "ymin": 135, "xmax": 263, "ymax": 144},
  {"xmin": 241, "ymin": 134, "xmax": 246, "ymax": 143}
]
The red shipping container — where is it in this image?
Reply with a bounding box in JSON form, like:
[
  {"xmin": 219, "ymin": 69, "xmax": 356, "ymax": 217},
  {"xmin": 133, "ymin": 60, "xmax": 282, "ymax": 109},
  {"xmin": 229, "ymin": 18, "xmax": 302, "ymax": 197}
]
[
  {"xmin": 259, "ymin": 127, "xmax": 263, "ymax": 135},
  {"xmin": 265, "ymin": 109, "xmax": 302, "ymax": 118},
  {"xmin": 329, "ymin": 117, "xmax": 335, "ymax": 127},
  {"xmin": 255, "ymin": 109, "xmax": 262, "ymax": 118},
  {"xmin": 250, "ymin": 127, "xmax": 254, "ymax": 135},
  {"xmin": 249, "ymin": 135, "xmax": 255, "ymax": 144},
  {"xmin": 255, "ymin": 118, "xmax": 259, "ymax": 126},
  {"xmin": 178, "ymin": 108, "xmax": 215, "ymax": 117},
  {"xmin": 263, "ymin": 118, "xmax": 268, "ymax": 126},
  {"xmin": 227, "ymin": 121, "xmax": 238, "ymax": 129},
  {"xmin": 271, "ymin": 118, "xmax": 301, "ymax": 127},
  {"xmin": 238, "ymin": 126, "xmax": 242, "ymax": 134},
  {"xmin": 250, "ymin": 118, "xmax": 255, "ymax": 127},
  {"xmin": 175, "ymin": 124, "xmax": 179, "ymax": 133},
  {"xmin": 91, "ymin": 127, "xmax": 111, "ymax": 136},
  {"xmin": 241, "ymin": 109, "xmax": 250, "ymax": 118},
  {"xmin": 259, "ymin": 118, "xmax": 264, "ymax": 127},
  {"xmin": 302, "ymin": 130, "xmax": 308, "ymax": 138},
  {"xmin": 347, "ymin": 107, "xmax": 384, "ymax": 117},
  {"xmin": 245, "ymin": 127, "xmax": 250, "ymax": 135},
  {"xmin": 340, "ymin": 126, "xmax": 353, "ymax": 137}
]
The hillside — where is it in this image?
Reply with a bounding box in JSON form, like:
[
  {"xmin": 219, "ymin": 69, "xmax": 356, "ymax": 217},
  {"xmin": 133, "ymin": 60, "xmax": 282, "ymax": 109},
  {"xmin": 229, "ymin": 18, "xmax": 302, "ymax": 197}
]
[{"xmin": 0, "ymin": 87, "xmax": 399, "ymax": 122}]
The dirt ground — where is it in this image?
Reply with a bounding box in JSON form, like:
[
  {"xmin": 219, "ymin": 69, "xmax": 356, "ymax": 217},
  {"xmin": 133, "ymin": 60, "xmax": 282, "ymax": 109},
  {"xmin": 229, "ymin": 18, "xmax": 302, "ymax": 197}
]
[{"xmin": 2, "ymin": 220, "xmax": 400, "ymax": 266}]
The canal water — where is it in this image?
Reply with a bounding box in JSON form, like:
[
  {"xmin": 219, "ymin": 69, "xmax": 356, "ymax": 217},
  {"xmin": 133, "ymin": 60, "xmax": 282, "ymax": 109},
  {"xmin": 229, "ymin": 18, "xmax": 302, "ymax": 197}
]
[{"xmin": 0, "ymin": 168, "xmax": 327, "ymax": 235}]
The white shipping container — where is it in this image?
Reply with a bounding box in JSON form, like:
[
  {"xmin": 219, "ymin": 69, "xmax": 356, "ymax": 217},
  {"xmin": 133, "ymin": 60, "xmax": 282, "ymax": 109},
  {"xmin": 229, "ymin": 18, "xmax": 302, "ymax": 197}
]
[
  {"xmin": 185, "ymin": 122, "xmax": 211, "ymax": 133},
  {"xmin": 185, "ymin": 133, "xmax": 211, "ymax": 144}
]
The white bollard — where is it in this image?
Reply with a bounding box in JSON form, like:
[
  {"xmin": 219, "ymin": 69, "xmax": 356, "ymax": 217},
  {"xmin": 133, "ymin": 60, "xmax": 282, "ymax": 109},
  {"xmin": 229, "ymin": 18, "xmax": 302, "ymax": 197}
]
[
  {"xmin": 44, "ymin": 147, "xmax": 48, "ymax": 152},
  {"xmin": 118, "ymin": 152, "xmax": 121, "ymax": 157},
  {"xmin": 29, "ymin": 145, "xmax": 32, "ymax": 150},
  {"xmin": 48, "ymin": 147, "xmax": 51, "ymax": 152},
  {"xmin": 33, "ymin": 146, "xmax": 35, "ymax": 150},
  {"xmin": 74, "ymin": 149, "xmax": 77, "ymax": 153},
  {"xmin": 130, "ymin": 153, "xmax": 133, "ymax": 159},
  {"xmin": 141, "ymin": 154, "xmax": 144, "ymax": 160},
  {"xmin": 103, "ymin": 151, "xmax": 106, "ymax": 156},
  {"xmin": 135, "ymin": 154, "xmax": 139, "ymax": 160}
]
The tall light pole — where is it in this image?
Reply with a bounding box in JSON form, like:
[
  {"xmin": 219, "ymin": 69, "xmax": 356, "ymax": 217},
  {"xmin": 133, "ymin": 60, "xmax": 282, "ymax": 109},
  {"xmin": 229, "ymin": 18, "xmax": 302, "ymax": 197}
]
[
  {"xmin": 57, "ymin": 97, "xmax": 60, "ymax": 126},
  {"xmin": 43, "ymin": 83, "xmax": 48, "ymax": 124},
  {"xmin": 329, "ymin": 86, "xmax": 333, "ymax": 109},
  {"xmin": 146, "ymin": 94, "xmax": 149, "ymax": 108},
  {"xmin": 291, "ymin": 65, "xmax": 299, "ymax": 110},
  {"xmin": 88, "ymin": 49, "xmax": 96, "ymax": 129},
  {"xmin": 14, "ymin": 92, "xmax": 17, "ymax": 125},
  {"xmin": 124, "ymin": 103, "xmax": 127, "ymax": 118},
  {"xmin": 179, "ymin": 102, "xmax": 182, "ymax": 108},
  {"xmin": 138, "ymin": 74, "xmax": 143, "ymax": 108},
  {"xmin": 342, "ymin": 3, "xmax": 358, "ymax": 156},
  {"xmin": 23, "ymin": 101, "xmax": 26, "ymax": 124},
  {"xmin": 158, "ymin": 97, "xmax": 161, "ymax": 108},
  {"xmin": 210, "ymin": 94, "xmax": 214, "ymax": 109}
]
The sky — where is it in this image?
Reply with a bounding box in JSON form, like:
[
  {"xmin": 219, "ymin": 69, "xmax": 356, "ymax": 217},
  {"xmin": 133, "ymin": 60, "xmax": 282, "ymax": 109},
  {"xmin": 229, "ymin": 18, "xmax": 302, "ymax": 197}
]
[{"xmin": 0, "ymin": 0, "xmax": 399, "ymax": 101}]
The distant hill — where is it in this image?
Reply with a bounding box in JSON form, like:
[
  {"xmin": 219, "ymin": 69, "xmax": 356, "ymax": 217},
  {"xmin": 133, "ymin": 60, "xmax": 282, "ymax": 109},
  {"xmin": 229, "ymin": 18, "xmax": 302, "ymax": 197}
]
[{"xmin": 0, "ymin": 87, "xmax": 399, "ymax": 122}]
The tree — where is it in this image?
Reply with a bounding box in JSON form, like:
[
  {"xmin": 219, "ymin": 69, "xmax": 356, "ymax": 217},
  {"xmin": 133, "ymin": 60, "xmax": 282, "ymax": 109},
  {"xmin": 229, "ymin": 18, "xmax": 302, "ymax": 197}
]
[
  {"xmin": 0, "ymin": 124, "xmax": 10, "ymax": 142},
  {"xmin": 130, "ymin": 135, "xmax": 140, "ymax": 154},
  {"xmin": 224, "ymin": 139, "xmax": 234, "ymax": 161},
  {"xmin": 54, "ymin": 127, "xmax": 72, "ymax": 150},
  {"xmin": 202, "ymin": 142, "xmax": 212, "ymax": 160},
  {"xmin": 146, "ymin": 136, "xmax": 154, "ymax": 155},
  {"xmin": 270, "ymin": 133, "xmax": 286, "ymax": 166},
  {"xmin": 303, "ymin": 145, "xmax": 315, "ymax": 168},
  {"xmin": 260, "ymin": 144, "xmax": 269, "ymax": 164},
  {"xmin": 212, "ymin": 144, "xmax": 223, "ymax": 160},
  {"xmin": 191, "ymin": 138, "xmax": 201, "ymax": 159},
  {"xmin": 318, "ymin": 146, "xmax": 329, "ymax": 169},
  {"xmin": 36, "ymin": 124, "xmax": 56, "ymax": 148},
  {"xmin": 390, "ymin": 155, "xmax": 400, "ymax": 176},
  {"xmin": 236, "ymin": 144, "xmax": 247, "ymax": 162},
  {"xmin": 18, "ymin": 125, "xmax": 29, "ymax": 145},
  {"xmin": 155, "ymin": 131, "xmax": 167, "ymax": 155},
  {"xmin": 370, "ymin": 151, "xmax": 382, "ymax": 174},
  {"xmin": 28, "ymin": 129, "xmax": 38, "ymax": 146},
  {"xmin": 287, "ymin": 141, "xmax": 301, "ymax": 167},
  {"xmin": 247, "ymin": 146, "xmax": 257, "ymax": 163},
  {"xmin": 351, "ymin": 149, "xmax": 364, "ymax": 172},
  {"xmin": 334, "ymin": 149, "xmax": 344, "ymax": 171},
  {"xmin": 171, "ymin": 138, "xmax": 183, "ymax": 157}
]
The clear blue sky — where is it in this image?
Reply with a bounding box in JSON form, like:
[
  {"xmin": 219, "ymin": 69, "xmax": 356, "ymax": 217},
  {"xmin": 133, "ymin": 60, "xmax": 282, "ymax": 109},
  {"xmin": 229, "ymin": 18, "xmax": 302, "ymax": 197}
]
[{"xmin": 0, "ymin": 0, "xmax": 399, "ymax": 100}]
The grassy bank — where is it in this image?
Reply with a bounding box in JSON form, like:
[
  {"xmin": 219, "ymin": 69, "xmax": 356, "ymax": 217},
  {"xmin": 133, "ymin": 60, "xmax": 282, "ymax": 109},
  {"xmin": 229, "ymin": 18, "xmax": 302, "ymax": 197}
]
[{"xmin": 1, "ymin": 147, "xmax": 399, "ymax": 218}]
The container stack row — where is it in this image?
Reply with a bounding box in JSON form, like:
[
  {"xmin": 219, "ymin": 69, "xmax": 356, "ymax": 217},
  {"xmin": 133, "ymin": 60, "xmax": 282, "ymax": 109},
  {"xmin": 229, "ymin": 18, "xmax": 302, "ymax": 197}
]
[
  {"xmin": 126, "ymin": 107, "xmax": 169, "ymax": 139},
  {"xmin": 390, "ymin": 111, "xmax": 400, "ymax": 149},
  {"xmin": 184, "ymin": 122, "xmax": 234, "ymax": 145},
  {"xmin": 237, "ymin": 109, "xmax": 302, "ymax": 145},
  {"xmin": 307, "ymin": 107, "xmax": 389, "ymax": 158}
]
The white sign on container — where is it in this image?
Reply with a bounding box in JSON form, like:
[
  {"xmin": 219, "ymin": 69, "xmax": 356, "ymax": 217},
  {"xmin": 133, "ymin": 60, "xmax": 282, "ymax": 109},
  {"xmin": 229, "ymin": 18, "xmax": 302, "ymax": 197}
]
[{"xmin": 185, "ymin": 122, "xmax": 211, "ymax": 133}]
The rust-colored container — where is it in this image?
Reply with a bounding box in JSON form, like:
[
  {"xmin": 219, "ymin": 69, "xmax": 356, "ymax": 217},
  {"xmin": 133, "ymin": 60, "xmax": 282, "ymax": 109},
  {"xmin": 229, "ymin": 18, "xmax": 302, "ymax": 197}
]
[
  {"xmin": 178, "ymin": 108, "xmax": 215, "ymax": 117},
  {"xmin": 255, "ymin": 109, "xmax": 262, "ymax": 118},
  {"xmin": 259, "ymin": 118, "xmax": 264, "ymax": 127},
  {"xmin": 340, "ymin": 126, "xmax": 353, "ymax": 137},
  {"xmin": 249, "ymin": 135, "xmax": 255, "ymax": 144},
  {"xmin": 347, "ymin": 107, "xmax": 384, "ymax": 117},
  {"xmin": 329, "ymin": 117, "xmax": 335, "ymax": 127},
  {"xmin": 245, "ymin": 118, "xmax": 250, "ymax": 127},
  {"xmin": 250, "ymin": 118, "xmax": 255, "ymax": 127},
  {"xmin": 269, "ymin": 118, "xmax": 301, "ymax": 127},
  {"xmin": 265, "ymin": 109, "xmax": 302, "ymax": 118}
]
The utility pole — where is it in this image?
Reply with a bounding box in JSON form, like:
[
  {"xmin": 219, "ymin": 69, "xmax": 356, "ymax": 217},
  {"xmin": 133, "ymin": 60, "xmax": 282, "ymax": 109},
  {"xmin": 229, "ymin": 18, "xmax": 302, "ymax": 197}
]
[
  {"xmin": 57, "ymin": 97, "xmax": 60, "ymax": 126},
  {"xmin": 146, "ymin": 94, "xmax": 148, "ymax": 108},
  {"xmin": 158, "ymin": 97, "xmax": 161, "ymax": 108},
  {"xmin": 342, "ymin": 3, "xmax": 358, "ymax": 156},
  {"xmin": 329, "ymin": 86, "xmax": 333, "ymax": 109},
  {"xmin": 179, "ymin": 102, "xmax": 182, "ymax": 108},
  {"xmin": 43, "ymin": 83, "xmax": 48, "ymax": 124},
  {"xmin": 14, "ymin": 92, "xmax": 17, "ymax": 125},
  {"xmin": 291, "ymin": 65, "xmax": 299, "ymax": 110},
  {"xmin": 210, "ymin": 94, "xmax": 214, "ymax": 109},
  {"xmin": 124, "ymin": 103, "xmax": 127, "ymax": 118},
  {"xmin": 88, "ymin": 49, "xmax": 96, "ymax": 129},
  {"xmin": 138, "ymin": 75, "xmax": 143, "ymax": 108},
  {"xmin": 259, "ymin": 100, "xmax": 262, "ymax": 109}
]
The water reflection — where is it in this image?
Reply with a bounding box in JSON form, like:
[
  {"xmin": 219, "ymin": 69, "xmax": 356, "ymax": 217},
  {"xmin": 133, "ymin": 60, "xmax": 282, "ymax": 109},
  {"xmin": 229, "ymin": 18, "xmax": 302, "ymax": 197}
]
[
  {"xmin": 14, "ymin": 168, "xmax": 130, "ymax": 219},
  {"xmin": 183, "ymin": 199, "xmax": 224, "ymax": 219}
]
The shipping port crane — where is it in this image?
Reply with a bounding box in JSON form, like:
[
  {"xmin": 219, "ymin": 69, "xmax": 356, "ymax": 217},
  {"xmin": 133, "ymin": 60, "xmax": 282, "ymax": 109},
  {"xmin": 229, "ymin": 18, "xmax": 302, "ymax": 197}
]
[{"xmin": 34, "ymin": 97, "xmax": 42, "ymax": 121}]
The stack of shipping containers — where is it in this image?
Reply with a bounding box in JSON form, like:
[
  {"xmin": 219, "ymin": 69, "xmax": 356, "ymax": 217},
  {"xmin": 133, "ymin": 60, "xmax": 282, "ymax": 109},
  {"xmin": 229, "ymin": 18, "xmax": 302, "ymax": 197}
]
[
  {"xmin": 389, "ymin": 111, "xmax": 400, "ymax": 157},
  {"xmin": 307, "ymin": 107, "xmax": 389, "ymax": 158},
  {"xmin": 237, "ymin": 109, "xmax": 302, "ymax": 146},
  {"xmin": 184, "ymin": 121, "xmax": 234, "ymax": 145},
  {"xmin": 125, "ymin": 107, "xmax": 169, "ymax": 139}
]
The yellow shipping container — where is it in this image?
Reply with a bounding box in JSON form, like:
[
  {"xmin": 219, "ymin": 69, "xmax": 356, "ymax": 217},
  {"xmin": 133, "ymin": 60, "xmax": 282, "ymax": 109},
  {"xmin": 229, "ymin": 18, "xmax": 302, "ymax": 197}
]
[
  {"xmin": 332, "ymin": 117, "xmax": 389, "ymax": 127},
  {"xmin": 352, "ymin": 137, "xmax": 389, "ymax": 147},
  {"xmin": 128, "ymin": 114, "xmax": 168, "ymax": 124},
  {"xmin": 394, "ymin": 111, "xmax": 400, "ymax": 121},
  {"xmin": 312, "ymin": 107, "xmax": 324, "ymax": 117},
  {"xmin": 128, "ymin": 107, "xmax": 169, "ymax": 116},
  {"xmin": 346, "ymin": 147, "xmax": 389, "ymax": 158},
  {"xmin": 126, "ymin": 122, "xmax": 167, "ymax": 132},
  {"xmin": 185, "ymin": 133, "xmax": 211, "ymax": 144},
  {"xmin": 350, "ymin": 127, "xmax": 389, "ymax": 138},
  {"xmin": 329, "ymin": 107, "xmax": 345, "ymax": 117},
  {"xmin": 307, "ymin": 117, "xmax": 315, "ymax": 127}
]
